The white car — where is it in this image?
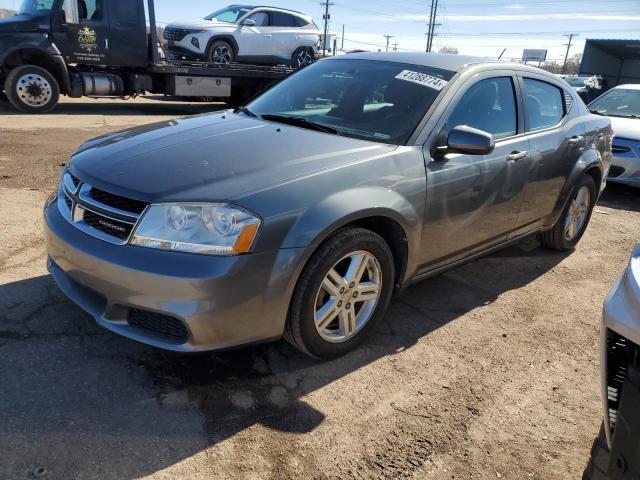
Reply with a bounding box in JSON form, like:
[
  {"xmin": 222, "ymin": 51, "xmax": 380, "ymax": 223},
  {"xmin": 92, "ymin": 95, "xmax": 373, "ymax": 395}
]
[
  {"xmin": 163, "ymin": 5, "xmax": 321, "ymax": 67},
  {"xmin": 588, "ymin": 84, "xmax": 640, "ymax": 188}
]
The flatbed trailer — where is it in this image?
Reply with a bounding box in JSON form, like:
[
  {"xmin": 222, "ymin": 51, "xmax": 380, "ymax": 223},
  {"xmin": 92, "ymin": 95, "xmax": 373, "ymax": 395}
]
[{"xmin": 0, "ymin": 0, "xmax": 297, "ymax": 113}]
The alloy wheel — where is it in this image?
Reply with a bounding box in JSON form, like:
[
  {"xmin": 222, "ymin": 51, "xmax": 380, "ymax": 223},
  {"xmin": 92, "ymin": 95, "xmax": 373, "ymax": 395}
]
[
  {"xmin": 296, "ymin": 48, "xmax": 313, "ymax": 67},
  {"xmin": 313, "ymin": 250, "xmax": 382, "ymax": 343},
  {"xmin": 212, "ymin": 45, "xmax": 232, "ymax": 64},
  {"xmin": 564, "ymin": 185, "xmax": 591, "ymax": 241}
]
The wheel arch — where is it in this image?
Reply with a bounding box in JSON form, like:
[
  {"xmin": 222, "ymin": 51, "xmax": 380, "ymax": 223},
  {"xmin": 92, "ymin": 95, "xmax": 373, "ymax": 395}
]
[
  {"xmin": 205, "ymin": 35, "xmax": 239, "ymax": 59},
  {"xmin": 1, "ymin": 47, "xmax": 70, "ymax": 93}
]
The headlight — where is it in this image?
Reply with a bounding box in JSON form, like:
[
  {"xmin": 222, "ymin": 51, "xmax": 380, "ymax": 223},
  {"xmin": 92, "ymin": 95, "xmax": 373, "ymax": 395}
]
[{"xmin": 130, "ymin": 204, "xmax": 261, "ymax": 256}]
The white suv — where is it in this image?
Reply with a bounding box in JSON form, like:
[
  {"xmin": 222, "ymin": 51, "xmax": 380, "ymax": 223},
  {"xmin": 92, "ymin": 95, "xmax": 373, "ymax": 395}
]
[{"xmin": 164, "ymin": 5, "xmax": 321, "ymax": 67}]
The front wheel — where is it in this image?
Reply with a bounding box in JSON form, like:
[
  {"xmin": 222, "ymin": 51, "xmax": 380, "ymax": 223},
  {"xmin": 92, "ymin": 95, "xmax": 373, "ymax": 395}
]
[
  {"xmin": 284, "ymin": 227, "xmax": 395, "ymax": 359},
  {"xmin": 540, "ymin": 173, "xmax": 596, "ymax": 251},
  {"xmin": 292, "ymin": 47, "xmax": 315, "ymax": 68},
  {"xmin": 207, "ymin": 40, "xmax": 235, "ymax": 64},
  {"xmin": 4, "ymin": 65, "xmax": 60, "ymax": 114}
]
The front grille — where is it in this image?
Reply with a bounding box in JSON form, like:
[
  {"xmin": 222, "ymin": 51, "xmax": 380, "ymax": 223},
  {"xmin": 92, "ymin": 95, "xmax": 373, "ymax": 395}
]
[
  {"xmin": 163, "ymin": 28, "xmax": 192, "ymax": 43},
  {"xmin": 82, "ymin": 210, "xmax": 133, "ymax": 240},
  {"xmin": 128, "ymin": 309, "xmax": 189, "ymax": 342},
  {"xmin": 609, "ymin": 166, "xmax": 626, "ymax": 178},
  {"xmin": 64, "ymin": 195, "xmax": 73, "ymax": 211},
  {"xmin": 70, "ymin": 174, "xmax": 81, "ymax": 188},
  {"xmin": 89, "ymin": 187, "xmax": 148, "ymax": 214},
  {"xmin": 606, "ymin": 329, "xmax": 639, "ymax": 434}
]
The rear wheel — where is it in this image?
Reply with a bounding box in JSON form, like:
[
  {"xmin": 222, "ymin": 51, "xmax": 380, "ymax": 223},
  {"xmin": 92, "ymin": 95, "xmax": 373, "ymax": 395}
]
[
  {"xmin": 292, "ymin": 46, "xmax": 315, "ymax": 68},
  {"xmin": 284, "ymin": 227, "xmax": 394, "ymax": 359},
  {"xmin": 4, "ymin": 65, "xmax": 60, "ymax": 114},
  {"xmin": 540, "ymin": 173, "xmax": 596, "ymax": 251},
  {"xmin": 207, "ymin": 40, "xmax": 235, "ymax": 64}
]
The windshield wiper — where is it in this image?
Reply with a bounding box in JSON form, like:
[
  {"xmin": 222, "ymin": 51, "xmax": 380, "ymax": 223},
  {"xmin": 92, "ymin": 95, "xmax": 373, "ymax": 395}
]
[
  {"xmin": 589, "ymin": 109, "xmax": 606, "ymax": 116},
  {"xmin": 260, "ymin": 114, "xmax": 339, "ymax": 135},
  {"xmin": 235, "ymin": 106, "xmax": 257, "ymax": 118}
]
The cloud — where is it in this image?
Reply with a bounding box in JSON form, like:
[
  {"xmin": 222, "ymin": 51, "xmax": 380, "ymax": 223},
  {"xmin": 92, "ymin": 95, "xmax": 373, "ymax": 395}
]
[{"xmin": 504, "ymin": 3, "xmax": 528, "ymax": 9}]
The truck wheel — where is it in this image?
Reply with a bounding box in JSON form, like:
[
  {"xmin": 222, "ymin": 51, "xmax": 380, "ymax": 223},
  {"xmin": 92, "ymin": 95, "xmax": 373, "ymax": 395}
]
[
  {"xmin": 4, "ymin": 65, "xmax": 60, "ymax": 114},
  {"xmin": 207, "ymin": 40, "xmax": 235, "ymax": 64},
  {"xmin": 583, "ymin": 424, "xmax": 610, "ymax": 480},
  {"xmin": 540, "ymin": 173, "xmax": 596, "ymax": 251},
  {"xmin": 284, "ymin": 227, "xmax": 394, "ymax": 359},
  {"xmin": 292, "ymin": 47, "xmax": 315, "ymax": 68}
]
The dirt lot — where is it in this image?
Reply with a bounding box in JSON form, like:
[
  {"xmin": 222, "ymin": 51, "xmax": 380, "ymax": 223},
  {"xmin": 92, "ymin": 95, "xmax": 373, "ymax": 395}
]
[{"xmin": 1, "ymin": 96, "xmax": 638, "ymax": 480}]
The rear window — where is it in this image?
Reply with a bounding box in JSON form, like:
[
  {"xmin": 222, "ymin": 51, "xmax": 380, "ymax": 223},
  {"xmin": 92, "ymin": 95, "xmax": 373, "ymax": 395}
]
[{"xmin": 523, "ymin": 78, "xmax": 565, "ymax": 131}]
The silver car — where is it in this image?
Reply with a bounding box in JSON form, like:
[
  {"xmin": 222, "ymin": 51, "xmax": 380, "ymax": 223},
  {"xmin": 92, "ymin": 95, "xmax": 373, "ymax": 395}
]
[
  {"xmin": 584, "ymin": 243, "xmax": 640, "ymax": 479},
  {"xmin": 44, "ymin": 53, "xmax": 612, "ymax": 359},
  {"xmin": 589, "ymin": 84, "xmax": 640, "ymax": 188}
]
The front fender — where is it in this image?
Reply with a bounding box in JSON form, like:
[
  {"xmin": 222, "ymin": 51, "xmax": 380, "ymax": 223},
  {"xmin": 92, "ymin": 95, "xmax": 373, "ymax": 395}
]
[{"xmin": 0, "ymin": 34, "xmax": 59, "ymax": 64}]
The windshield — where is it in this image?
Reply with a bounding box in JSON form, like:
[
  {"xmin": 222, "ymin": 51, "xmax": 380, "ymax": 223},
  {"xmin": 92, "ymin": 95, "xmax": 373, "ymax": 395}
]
[
  {"xmin": 18, "ymin": 0, "xmax": 54, "ymax": 16},
  {"xmin": 565, "ymin": 77, "xmax": 587, "ymax": 87},
  {"xmin": 248, "ymin": 59, "xmax": 454, "ymax": 145},
  {"xmin": 589, "ymin": 88, "xmax": 640, "ymax": 118},
  {"xmin": 204, "ymin": 6, "xmax": 251, "ymax": 23}
]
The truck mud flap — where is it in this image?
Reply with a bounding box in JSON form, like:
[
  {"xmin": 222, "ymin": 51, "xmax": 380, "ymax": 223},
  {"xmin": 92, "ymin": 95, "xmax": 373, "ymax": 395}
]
[{"xmin": 609, "ymin": 365, "xmax": 640, "ymax": 479}]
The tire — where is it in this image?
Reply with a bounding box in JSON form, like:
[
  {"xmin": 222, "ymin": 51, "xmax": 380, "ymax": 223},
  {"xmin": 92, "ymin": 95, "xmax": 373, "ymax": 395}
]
[
  {"xmin": 583, "ymin": 423, "xmax": 610, "ymax": 480},
  {"xmin": 292, "ymin": 46, "xmax": 315, "ymax": 68},
  {"xmin": 540, "ymin": 173, "xmax": 596, "ymax": 251},
  {"xmin": 284, "ymin": 227, "xmax": 395, "ymax": 359},
  {"xmin": 207, "ymin": 39, "xmax": 235, "ymax": 64},
  {"xmin": 4, "ymin": 65, "xmax": 60, "ymax": 114}
]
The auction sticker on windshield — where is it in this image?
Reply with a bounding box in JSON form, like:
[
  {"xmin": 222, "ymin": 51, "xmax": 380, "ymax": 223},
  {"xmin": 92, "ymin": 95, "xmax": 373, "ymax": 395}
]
[{"xmin": 395, "ymin": 70, "xmax": 448, "ymax": 90}]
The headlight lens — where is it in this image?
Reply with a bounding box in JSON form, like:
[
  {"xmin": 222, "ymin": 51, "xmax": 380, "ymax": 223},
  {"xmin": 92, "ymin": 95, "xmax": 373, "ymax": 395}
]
[{"xmin": 130, "ymin": 204, "xmax": 261, "ymax": 256}]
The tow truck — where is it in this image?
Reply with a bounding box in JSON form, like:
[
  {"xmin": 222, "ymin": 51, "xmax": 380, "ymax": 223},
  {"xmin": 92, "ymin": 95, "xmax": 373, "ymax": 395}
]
[{"xmin": 0, "ymin": 0, "xmax": 297, "ymax": 113}]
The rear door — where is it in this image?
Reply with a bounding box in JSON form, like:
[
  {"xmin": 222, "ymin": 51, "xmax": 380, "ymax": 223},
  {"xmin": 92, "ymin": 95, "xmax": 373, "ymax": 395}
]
[
  {"xmin": 52, "ymin": 0, "xmax": 110, "ymax": 65},
  {"xmin": 105, "ymin": 0, "xmax": 147, "ymax": 67},
  {"xmin": 420, "ymin": 73, "xmax": 531, "ymax": 268},
  {"xmin": 510, "ymin": 74, "xmax": 586, "ymax": 234},
  {"xmin": 268, "ymin": 11, "xmax": 300, "ymax": 61}
]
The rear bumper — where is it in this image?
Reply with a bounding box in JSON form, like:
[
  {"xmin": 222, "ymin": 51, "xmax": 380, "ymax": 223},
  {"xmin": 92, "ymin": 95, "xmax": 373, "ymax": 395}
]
[{"xmin": 44, "ymin": 196, "xmax": 305, "ymax": 352}]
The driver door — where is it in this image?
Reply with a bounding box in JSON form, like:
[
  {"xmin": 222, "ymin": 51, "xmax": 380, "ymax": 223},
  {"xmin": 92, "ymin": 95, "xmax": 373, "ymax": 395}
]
[
  {"xmin": 419, "ymin": 73, "xmax": 532, "ymax": 269},
  {"xmin": 52, "ymin": 0, "xmax": 111, "ymax": 65}
]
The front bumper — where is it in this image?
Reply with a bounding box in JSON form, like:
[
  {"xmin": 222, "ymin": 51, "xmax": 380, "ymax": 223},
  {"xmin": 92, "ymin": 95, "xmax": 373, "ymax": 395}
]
[
  {"xmin": 601, "ymin": 243, "xmax": 640, "ymax": 447},
  {"xmin": 44, "ymin": 197, "xmax": 305, "ymax": 352},
  {"xmin": 608, "ymin": 138, "xmax": 640, "ymax": 188}
]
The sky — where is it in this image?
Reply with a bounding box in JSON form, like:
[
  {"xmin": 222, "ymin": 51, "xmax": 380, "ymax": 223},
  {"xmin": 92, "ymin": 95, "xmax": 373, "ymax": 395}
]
[{"xmin": 2, "ymin": 0, "xmax": 639, "ymax": 61}]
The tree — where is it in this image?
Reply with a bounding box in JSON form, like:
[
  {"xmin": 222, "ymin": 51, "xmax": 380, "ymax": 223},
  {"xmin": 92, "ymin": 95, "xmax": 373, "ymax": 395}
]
[{"xmin": 439, "ymin": 46, "xmax": 459, "ymax": 55}]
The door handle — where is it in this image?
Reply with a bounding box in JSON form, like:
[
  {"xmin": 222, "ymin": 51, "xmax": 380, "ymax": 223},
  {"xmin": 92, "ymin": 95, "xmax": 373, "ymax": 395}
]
[
  {"xmin": 264, "ymin": 34, "xmax": 273, "ymax": 38},
  {"xmin": 506, "ymin": 151, "xmax": 528, "ymax": 162},
  {"xmin": 568, "ymin": 135, "xmax": 584, "ymax": 146}
]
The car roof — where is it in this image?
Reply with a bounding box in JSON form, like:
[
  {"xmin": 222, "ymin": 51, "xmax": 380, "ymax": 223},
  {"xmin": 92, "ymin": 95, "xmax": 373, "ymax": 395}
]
[
  {"xmin": 613, "ymin": 84, "xmax": 640, "ymax": 91},
  {"xmin": 235, "ymin": 4, "xmax": 310, "ymax": 17}
]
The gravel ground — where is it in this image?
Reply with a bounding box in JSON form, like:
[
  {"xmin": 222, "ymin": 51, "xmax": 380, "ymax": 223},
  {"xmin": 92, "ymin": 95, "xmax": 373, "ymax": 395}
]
[{"xmin": 0, "ymin": 96, "xmax": 638, "ymax": 480}]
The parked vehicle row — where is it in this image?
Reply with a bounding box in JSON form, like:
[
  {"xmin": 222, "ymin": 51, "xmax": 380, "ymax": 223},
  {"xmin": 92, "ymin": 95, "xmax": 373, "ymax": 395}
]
[{"xmin": 44, "ymin": 52, "xmax": 612, "ymax": 359}]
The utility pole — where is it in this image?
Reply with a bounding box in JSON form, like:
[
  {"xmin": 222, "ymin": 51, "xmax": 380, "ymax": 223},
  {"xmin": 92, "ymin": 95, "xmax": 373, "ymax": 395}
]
[
  {"xmin": 426, "ymin": 0, "xmax": 439, "ymax": 52},
  {"xmin": 383, "ymin": 35, "xmax": 393, "ymax": 52},
  {"xmin": 392, "ymin": 42, "xmax": 398, "ymax": 52},
  {"xmin": 341, "ymin": 24, "xmax": 345, "ymax": 50},
  {"xmin": 562, "ymin": 33, "xmax": 578, "ymax": 74},
  {"xmin": 320, "ymin": 0, "xmax": 334, "ymax": 57}
]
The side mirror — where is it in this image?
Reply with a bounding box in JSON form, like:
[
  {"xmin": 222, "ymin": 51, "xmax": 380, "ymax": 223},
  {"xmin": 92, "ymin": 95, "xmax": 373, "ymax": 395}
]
[
  {"xmin": 444, "ymin": 125, "xmax": 495, "ymax": 155},
  {"xmin": 240, "ymin": 18, "xmax": 256, "ymax": 27}
]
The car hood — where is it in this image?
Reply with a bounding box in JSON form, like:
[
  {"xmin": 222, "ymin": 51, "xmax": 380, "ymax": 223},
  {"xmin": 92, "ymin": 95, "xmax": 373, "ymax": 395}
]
[
  {"xmin": 69, "ymin": 113, "xmax": 396, "ymax": 203},
  {"xmin": 609, "ymin": 116, "xmax": 640, "ymax": 140},
  {"xmin": 166, "ymin": 19, "xmax": 236, "ymax": 31},
  {"xmin": 0, "ymin": 14, "xmax": 46, "ymax": 33}
]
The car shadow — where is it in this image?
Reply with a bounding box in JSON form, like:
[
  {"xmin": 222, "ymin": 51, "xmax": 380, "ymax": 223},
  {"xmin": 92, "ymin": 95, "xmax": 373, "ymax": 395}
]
[
  {"xmin": 598, "ymin": 182, "xmax": 640, "ymax": 213},
  {"xmin": 0, "ymin": 238, "xmax": 569, "ymax": 479},
  {"xmin": 0, "ymin": 96, "xmax": 223, "ymax": 117}
]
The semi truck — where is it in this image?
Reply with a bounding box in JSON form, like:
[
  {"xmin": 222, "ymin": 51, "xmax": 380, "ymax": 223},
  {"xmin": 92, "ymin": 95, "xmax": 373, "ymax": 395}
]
[
  {"xmin": 0, "ymin": 0, "xmax": 296, "ymax": 113},
  {"xmin": 580, "ymin": 39, "xmax": 640, "ymax": 91}
]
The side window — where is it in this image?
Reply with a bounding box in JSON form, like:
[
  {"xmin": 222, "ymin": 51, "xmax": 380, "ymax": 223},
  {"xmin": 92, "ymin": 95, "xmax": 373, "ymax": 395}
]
[
  {"xmin": 248, "ymin": 11, "xmax": 269, "ymax": 26},
  {"xmin": 447, "ymin": 77, "xmax": 517, "ymax": 139},
  {"xmin": 523, "ymin": 78, "xmax": 565, "ymax": 132},
  {"xmin": 78, "ymin": 0, "xmax": 102, "ymax": 21},
  {"xmin": 270, "ymin": 12, "xmax": 296, "ymax": 27},
  {"xmin": 293, "ymin": 16, "xmax": 309, "ymax": 27}
]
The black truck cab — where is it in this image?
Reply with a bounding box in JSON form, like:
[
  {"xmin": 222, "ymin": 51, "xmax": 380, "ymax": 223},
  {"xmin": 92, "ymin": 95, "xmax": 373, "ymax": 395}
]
[{"xmin": 0, "ymin": 0, "xmax": 294, "ymax": 113}]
